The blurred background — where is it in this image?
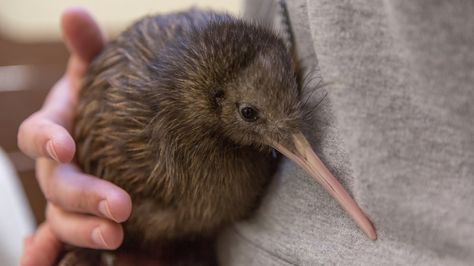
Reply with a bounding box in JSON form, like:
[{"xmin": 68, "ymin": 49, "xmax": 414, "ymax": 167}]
[{"xmin": 0, "ymin": 1, "xmax": 243, "ymax": 265}]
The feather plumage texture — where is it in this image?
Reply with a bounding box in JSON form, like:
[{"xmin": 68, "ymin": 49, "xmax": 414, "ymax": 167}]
[{"xmin": 66, "ymin": 9, "xmax": 299, "ymax": 266}]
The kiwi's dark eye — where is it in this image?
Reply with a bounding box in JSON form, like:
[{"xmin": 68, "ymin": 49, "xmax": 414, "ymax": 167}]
[{"xmin": 239, "ymin": 105, "xmax": 259, "ymax": 122}]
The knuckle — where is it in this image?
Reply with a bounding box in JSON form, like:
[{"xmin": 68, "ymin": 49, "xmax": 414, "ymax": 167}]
[
  {"xmin": 47, "ymin": 166, "xmax": 99, "ymax": 214},
  {"xmin": 17, "ymin": 112, "xmax": 51, "ymax": 157},
  {"xmin": 44, "ymin": 205, "xmax": 64, "ymax": 240},
  {"xmin": 77, "ymin": 183, "xmax": 102, "ymax": 214},
  {"xmin": 41, "ymin": 173, "xmax": 58, "ymax": 204},
  {"xmin": 45, "ymin": 204, "xmax": 55, "ymax": 222},
  {"xmin": 18, "ymin": 112, "xmax": 41, "ymax": 136},
  {"xmin": 71, "ymin": 186, "xmax": 91, "ymax": 211},
  {"xmin": 17, "ymin": 118, "xmax": 33, "ymax": 151},
  {"xmin": 43, "ymin": 181, "xmax": 55, "ymax": 201}
]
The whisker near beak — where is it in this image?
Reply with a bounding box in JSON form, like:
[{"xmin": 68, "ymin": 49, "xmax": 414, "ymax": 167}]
[{"xmin": 270, "ymin": 132, "xmax": 377, "ymax": 240}]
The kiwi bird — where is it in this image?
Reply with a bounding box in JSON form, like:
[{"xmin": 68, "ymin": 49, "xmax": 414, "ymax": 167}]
[{"xmin": 65, "ymin": 9, "xmax": 376, "ymax": 266}]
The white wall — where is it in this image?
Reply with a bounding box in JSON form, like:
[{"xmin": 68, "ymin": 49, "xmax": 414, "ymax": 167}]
[{"xmin": 0, "ymin": 148, "xmax": 35, "ymax": 266}]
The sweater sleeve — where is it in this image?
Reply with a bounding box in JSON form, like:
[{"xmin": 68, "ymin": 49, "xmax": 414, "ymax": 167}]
[{"xmin": 218, "ymin": 0, "xmax": 474, "ymax": 265}]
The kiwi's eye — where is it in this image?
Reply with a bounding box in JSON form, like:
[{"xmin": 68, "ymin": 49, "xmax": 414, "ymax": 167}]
[{"xmin": 239, "ymin": 105, "xmax": 259, "ymax": 122}]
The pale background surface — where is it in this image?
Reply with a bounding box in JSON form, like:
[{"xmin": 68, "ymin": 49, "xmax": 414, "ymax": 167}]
[
  {"xmin": 0, "ymin": 0, "xmax": 242, "ymax": 42},
  {"xmin": 0, "ymin": 147, "xmax": 35, "ymax": 266}
]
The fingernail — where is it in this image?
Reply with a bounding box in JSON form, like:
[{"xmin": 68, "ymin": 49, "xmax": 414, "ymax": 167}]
[
  {"xmin": 98, "ymin": 200, "xmax": 117, "ymax": 222},
  {"xmin": 46, "ymin": 140, "xmax": 60, "ymax": 162},
  {"xmin": 92, "ymin": 227, "xmax": 109, "ymax": 248}
]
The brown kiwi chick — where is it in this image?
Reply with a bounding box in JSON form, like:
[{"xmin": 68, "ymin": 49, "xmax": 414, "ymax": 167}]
[{"xmin": 63, "ymin": 9, "xmax": 375, "ymax": 266}]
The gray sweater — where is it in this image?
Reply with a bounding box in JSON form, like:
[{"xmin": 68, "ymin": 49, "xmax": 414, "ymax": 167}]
[{"xmin": 218, "ymin": 0, "xmax": 474, "ymax": 265}]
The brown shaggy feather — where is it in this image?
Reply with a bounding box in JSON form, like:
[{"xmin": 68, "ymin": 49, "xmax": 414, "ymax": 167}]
[{"xmin": 64, "ymin": 9, "xmax": 301, "ymax": 266}]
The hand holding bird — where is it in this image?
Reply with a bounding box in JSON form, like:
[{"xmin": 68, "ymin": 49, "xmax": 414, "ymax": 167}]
[
  {"xmin": 18, "ymin": 8, "xmax": 132, "ymax": 266},
  {"xmin": 66, "ymin": 8, "xmax": 375, "ymax": 265},
  {"xmin": 19, "ymin": 8, "xmax": 376, "ymax": 266}
]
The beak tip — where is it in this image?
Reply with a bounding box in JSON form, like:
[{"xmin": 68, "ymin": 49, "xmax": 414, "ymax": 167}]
[
  {"xmin": 364, "ymin": 223, "xmax": 377, "ymax": 241},
  {"xmin": 369, "ymin": 233, "xmax": 377, "ymax": 241},
  {"xmin": 272, "ymin": 133, "xmax": 379, "ymax": 241}
]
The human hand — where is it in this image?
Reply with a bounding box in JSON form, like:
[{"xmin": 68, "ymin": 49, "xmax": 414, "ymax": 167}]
[{"xmin": 18, "ymin": 7, "xmax": 132, "ymax": 266}]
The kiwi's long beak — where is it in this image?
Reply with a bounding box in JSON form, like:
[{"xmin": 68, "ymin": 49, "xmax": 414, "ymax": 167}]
[{"xmin": 270, "ymin": 132, "xmax": 377, "ymax": 240}]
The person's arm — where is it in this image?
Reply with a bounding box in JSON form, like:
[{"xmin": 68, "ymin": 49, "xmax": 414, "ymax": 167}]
[{"xmin": 18, "ymin": 7, "xmax": 132, "ymax": 266}]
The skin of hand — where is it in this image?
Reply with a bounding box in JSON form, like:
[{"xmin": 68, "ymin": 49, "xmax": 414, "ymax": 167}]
[{"xmin": 17, "ymin": 7, "xmax": 132, "ymax": 266}]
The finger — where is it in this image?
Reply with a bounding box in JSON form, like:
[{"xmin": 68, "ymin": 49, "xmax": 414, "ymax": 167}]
[
  {"xmin": 18, "ymin": 8, "xmax": 106, "ymax": 162},
  {"xmin": 54, "ymin": 7, "xmax": 107, "ymax": 114},
  {"xmin": 23, "ymin": 235, "xmax": 34, "ymax": 248},
  {"xmin": 38, "ymin": 161, "xmax": 132, "ymax": 222},
  {"xmin": 20, "ymin": 223, "xmax": 62, "ymax": 266},
  {"xmin": 47, "ymin": 204, "xmax": 124, "ymax": 250},
  {"xmin": 17, "ymin": 113, "xmax": 75, "ymax": 162},
  {"xmin": 61, "ymin": 7, "xmax": 106, "ymax": 68}
]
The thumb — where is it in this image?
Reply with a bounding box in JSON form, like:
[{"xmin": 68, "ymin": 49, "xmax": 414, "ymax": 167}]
[{"xmin": 61, "ymin": 7, "xmax": 106, "ymax": 73}]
